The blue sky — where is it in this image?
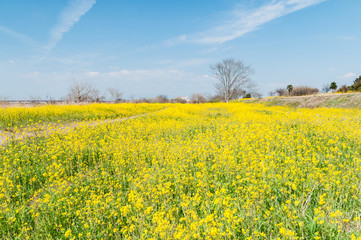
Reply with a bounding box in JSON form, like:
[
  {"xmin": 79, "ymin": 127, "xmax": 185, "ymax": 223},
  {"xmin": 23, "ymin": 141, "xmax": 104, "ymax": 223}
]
[{"xmin": 0, "ymin": 0, "xmax": 360, "ymax": 99}]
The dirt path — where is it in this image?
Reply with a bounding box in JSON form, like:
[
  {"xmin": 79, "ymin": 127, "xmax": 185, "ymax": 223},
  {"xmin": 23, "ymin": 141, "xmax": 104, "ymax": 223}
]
[{"xmin": 0, "ymin": 112, "xmax": 152, "ymax": 146}]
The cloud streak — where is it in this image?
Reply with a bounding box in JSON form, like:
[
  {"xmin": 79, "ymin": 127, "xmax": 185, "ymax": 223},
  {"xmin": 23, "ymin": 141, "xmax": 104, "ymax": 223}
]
[
  {"xmin": 339, "ymin": 72, "xmax": 356, "ymax": 79},
  {"xmin": 0, "ymin": 25, "xmax": 35, "ymax": 45},
  {"xmin": 166, "ymin": 0, "xmax": 326, "ymax": 45},
  {"xmin": 45, "ymin": 0, "xmax": 96, "ymax": 50},
  {"xmin": 108, "ymin": 69, "xmax": 184, "ymax": 81}
]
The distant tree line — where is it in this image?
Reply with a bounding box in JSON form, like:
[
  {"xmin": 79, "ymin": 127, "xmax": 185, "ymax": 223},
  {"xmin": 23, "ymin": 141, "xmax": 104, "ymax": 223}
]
[
  {"xmin": 1, "ymin": 58, "xmax": 264, "ymax": 104},
  {"xmin": 270, "ymin": 75, "xmax": 361, "ymax": 97},
  {"xmin": 64, "ymin": 58, "xmax": 264, "ymax": 105},
  {"xmin": 7, "ymin": 58, "xmax": 360, "ymax": 103},
  {"xmin": 64, "ymin": 81, "xmax": 217, "ymax": 104},
  {"xmin": 270, "ymin": 86, "xmax": 319, "ymax": 97},
  {"xmin": 66, "ymin": 82, "xmax": 124, "ymax": 103},
  {"xmin": 333, "ymin": 76, "xmax": 361, "ymax": 93}
]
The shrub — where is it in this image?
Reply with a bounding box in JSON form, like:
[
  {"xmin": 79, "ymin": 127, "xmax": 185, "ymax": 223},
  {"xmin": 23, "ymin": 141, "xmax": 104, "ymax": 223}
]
[
  {"xmin": 171, "ymin": 97, "xmax": 187, "ymax": 104},
  {"xmin": 66, "ymin": 82, "xmax": 104, "ymax": 103},
  {"xmin": 350, "ymin": 76, "xmax": 361, "ymax": 92},
  {"xmin": 330, "ymin": 82, "xmax": 337, "ymax": 92},
  {"xmin": 244, "ymin": 93, "xmax": 252, "ymax": 98},
  {"xmin": 290, "ymin": 86, "xmax": 319, "ymax": 96},
  {"xmin": 275, "ymin": 88, "xmax": 287, "ymax": 96},
  {"xmin": 131, "ymin": 98, "xmax": 152, "ymax": 103},
  {"xmin": 153, "ymin": 95, "xmax": 169, "ymax": 103},
  {"xmin": 208, "ymin": 94, "xmax": 224, "ymax": 103},
  {"xmin": 337, "ymin": 85, "xmax": 350, "ymax": 93},
  {"xmin": 190, "ymin": 93, "xmax": 207, "ymax": 103}
]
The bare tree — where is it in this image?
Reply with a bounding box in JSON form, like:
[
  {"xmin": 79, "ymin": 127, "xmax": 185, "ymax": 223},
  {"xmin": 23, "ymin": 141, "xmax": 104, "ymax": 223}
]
[
  {"xmin": 322, "ymin": 84, "xmax": 331, "ymax": 93},
  {"xmin": 0, "ymin": 95, "xmax": 9, "ymax": 103},
  {"xmin": 171, "ymin": 97, "xmax": 187, "ymax": 103},
  {"xmin": 66, "ymin": 81, "xmax": 104, "ymax": 103},
  {"xmin": 211, "ymin": 58, "xmax": 255, "ymax": 102},
  {"xmin": 153, "ymin": 95, "xmax": 169, "ymax": 103},
  {"xmin": 290, "ymin": 86, "xmax": 319, "ymax": 96},
  {"xmin": 250, "ymin": 91, "xmax": 263, "ymax": 98},
  {"xmin": 208, "ymin": 94, "xmax": 224, "ymax": 103},
  {"xmin": 30, "ymin": 96, "xmax": 42, "ymax": 104},
  {"xmin": 108, "ymin": 88, "xmax": 123, "ymax": 102},
  {"xmin": 269, "ymin": 91, "xmax": 276, "ymax": 97},
  {"xmin": 45, "ymin": 94, "xmax": 57, "ymax": 104},
  {"xmin": 131, "ymin": 98, "xmax": 152, "ymax": 103},
  {"xmin": 190, "ymin": 93, "xmax": 207, "ymax": 103},
  {"xmin": 275, "ymin": 88, "xmax": 287, "ymax": 96},
  {"xmin": 337, "ymin": 84, "xmax": 349, "ymax": 93}
]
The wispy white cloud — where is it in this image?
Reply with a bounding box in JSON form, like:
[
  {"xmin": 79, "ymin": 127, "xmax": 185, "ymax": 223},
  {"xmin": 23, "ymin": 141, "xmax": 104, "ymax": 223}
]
[
  {"xmin": 7, "ymin": 67, "xmax": 214, "ymax": 98},
  {"xmin": 176, "ymin": 58, "xmax": 212, "ymax": 67},
  {"xmin": 45, "ymin": 0, "xmax": 96, "ymax": 50},
  {"xmin": 338, "ymin": 72, "xmax": 356, "ymax": 79},
  {"xmin": 337, "ymin": 36, "xmax": 356, "ymax": 40},
  {"xmin": 166, "ymin": 0, "xmax": 326, "ymax": 45},
  {"xmin": 108, "ymin": 69, "xmax": 184, "ymax": 81},
  {"xmin": 104, "ymin": 68, "xmax": 213, "ymax": 97},
  {"xmin": 86, "ymin": 71, "xmax": 100, "ymax": 77},
  {"xmin": 0, "ymin": 25, "xmax": 35, "ymax": 45}
]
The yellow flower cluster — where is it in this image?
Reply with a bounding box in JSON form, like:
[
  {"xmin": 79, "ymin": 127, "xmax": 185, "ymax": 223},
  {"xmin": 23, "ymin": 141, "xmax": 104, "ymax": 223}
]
[
  {"xmin": 0, "ymin": 103, "xmax": 360, "ymax": 239},
  {"xmin": 0, "ymin": 103, "xmax": 165, "ymax": 130}
]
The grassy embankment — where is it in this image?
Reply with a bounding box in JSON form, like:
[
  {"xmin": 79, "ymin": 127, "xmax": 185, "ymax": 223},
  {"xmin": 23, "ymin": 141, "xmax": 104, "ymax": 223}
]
[{"xmin": 240, "ymin": 92, "xmax": 361, "ymax": 108}]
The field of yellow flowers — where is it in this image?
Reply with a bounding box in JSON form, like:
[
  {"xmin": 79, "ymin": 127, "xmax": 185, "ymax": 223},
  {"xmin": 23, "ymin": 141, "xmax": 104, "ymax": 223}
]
[
  {"xmin": 0, "ymin": 103, "xmax": 361, "ymax": 239},
  {"xmin": 0, "ymin": 103, "xmax": 165, "ymax": 130}
]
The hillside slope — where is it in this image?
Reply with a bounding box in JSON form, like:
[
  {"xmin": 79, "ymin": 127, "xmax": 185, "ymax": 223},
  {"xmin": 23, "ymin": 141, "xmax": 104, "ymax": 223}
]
[{"xmin": 242, "ymin": 93, "xmax": 361, "ymax": 108}]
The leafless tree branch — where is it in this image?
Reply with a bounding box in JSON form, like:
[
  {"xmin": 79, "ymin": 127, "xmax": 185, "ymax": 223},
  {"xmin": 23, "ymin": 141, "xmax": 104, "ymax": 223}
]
[{"xmin": 210, "ymin": 58, "xmax": 256, "ymax": 102}]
